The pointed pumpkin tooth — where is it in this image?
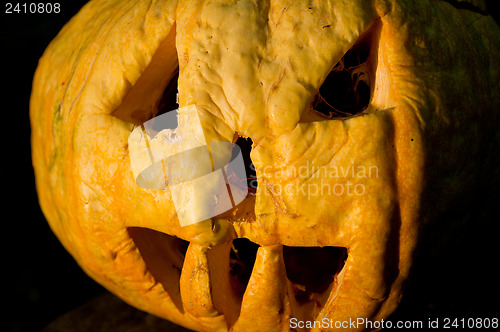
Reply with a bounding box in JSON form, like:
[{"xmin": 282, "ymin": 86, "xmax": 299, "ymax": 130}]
[
  {"xmin": 233, "ymin": 245, "xmax": 291, "ymax": 331},
  {"xmin": 206, "ymin": 241, "xmax": 241, "ymax": 328},
  {"xmin": 180, "ymin": 242, "xmax": 240, "ymax": 331}
]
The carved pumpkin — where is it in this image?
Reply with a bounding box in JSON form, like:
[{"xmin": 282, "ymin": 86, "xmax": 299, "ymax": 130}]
[{"xmin": 31, "ymin": 0, "xmax": 500, "ymax": 330}]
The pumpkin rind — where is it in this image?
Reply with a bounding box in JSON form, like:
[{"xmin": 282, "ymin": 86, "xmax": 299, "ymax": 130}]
[{"xmin": 31, "ymin": 0, "xmax": 500, "ymax": 330}]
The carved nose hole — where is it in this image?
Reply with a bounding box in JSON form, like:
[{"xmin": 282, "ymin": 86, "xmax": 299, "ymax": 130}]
[
  {"xmin": 229, "ymin": 238, "xmax": 260, "ymax": 299},
  {"xmin": 234, "ymin": 137, "xmax": 256, "ymax": 193}
]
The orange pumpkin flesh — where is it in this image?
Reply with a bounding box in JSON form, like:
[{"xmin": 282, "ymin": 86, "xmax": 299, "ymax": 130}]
[{"xmin": 30, "ymin": 0, "xmax": 500, "ymax": 331}]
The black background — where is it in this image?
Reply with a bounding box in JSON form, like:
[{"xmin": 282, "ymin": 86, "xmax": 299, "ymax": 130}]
[
  {"xmin": 1, "ymin": 1, "xmax": 499, "ymax": 331},
  {"xmin": 2, "ymin": 2, "xmax": 106, "ymax": 331}
]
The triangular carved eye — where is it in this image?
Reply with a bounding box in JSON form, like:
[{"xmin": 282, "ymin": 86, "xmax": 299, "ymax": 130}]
[
  {"xmin": 309, "ymin": 21, "xmax": 379, "ymax": 121},
  {"xmin": 112, "ymin": 27, "xmax": 178, "ymax": 125},
  {"xmin": 313, "ymin": 53, "xmax": 371, "ymax": 118}
]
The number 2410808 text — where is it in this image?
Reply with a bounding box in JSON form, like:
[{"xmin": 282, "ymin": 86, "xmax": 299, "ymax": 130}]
[{"xmin": 5, "ymin": 3, "xmax": 60, "ymax": 14}]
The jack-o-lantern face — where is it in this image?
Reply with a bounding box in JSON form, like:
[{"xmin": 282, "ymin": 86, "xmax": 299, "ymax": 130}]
[{"xmin": 31, "ymin": 0, "xmax": 500, "ymax": 331}]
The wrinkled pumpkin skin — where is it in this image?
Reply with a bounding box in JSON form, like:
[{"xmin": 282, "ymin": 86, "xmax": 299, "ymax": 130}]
[{"xmin": 31, "ymin": 0, "xmax": 500, "ymax": 331}]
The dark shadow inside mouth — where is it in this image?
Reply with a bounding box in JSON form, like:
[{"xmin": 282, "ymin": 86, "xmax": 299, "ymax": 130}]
[
  {"xmin": 283, "ymin": 246, "xmax": 348, "ymax": 303},
  {"xmin": 229, "ymin": 238, "xmax": 260, "ymax": 299}
]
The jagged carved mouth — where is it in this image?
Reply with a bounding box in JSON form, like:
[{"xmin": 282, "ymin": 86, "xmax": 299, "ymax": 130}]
[{"xmin": 127, "ymin": 227, "xmax": 348, "ymax": 325}]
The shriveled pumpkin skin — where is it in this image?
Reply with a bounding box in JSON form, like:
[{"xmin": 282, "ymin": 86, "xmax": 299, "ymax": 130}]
[{"xmin": 31, "ymin": 0, "xmax": 500, "ymax": 331}]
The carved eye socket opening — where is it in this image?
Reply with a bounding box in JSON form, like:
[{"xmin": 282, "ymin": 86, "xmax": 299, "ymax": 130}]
[
  {"xmin": 155, "ymin": 70, "xmax": 179, "ymax": 122},
  {"xmin": 310, "ymin": 21, "xmax": 380, "ymax": 120},
  {"xmin": 112, "ymin": 27, "xmax": 179, "ymax": 126}
]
